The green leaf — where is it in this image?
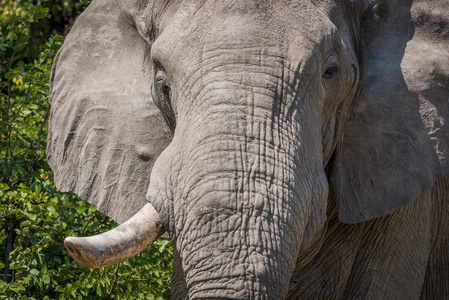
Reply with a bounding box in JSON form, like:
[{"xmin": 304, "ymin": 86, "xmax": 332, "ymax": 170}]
[
  {"xmin": 47, "ymin": 205, "xmax": 57, "ymax": 217},
  {"xmin": 30, "ymin": 269, "xmax": 39, "ymax": 276},
  {"xmin": 41, "ymin": 264, "xmax": 47, "ymax": 275},
  {"xmin": 28, "ymin": 104, "xmax": 38, "ymax": 110},
  {"xmin": 123, "ymin": 261, "xmax": 132, "ymax": 268},
  {"xmin": 36, "ymin": 253, "xmax": 44, "ymax": 265},
  {"xmin": 158, "ymin": 240, "xmax": 170, "ymax": 252},
  {"xmin": 97, "ymin": 285, "xmax": 102, "ymax": 297},
  {"xmin": 42, "ymin": 274, "xmax": 50, "ymax": 284},
  {"xmin": 4, "ymin": 72, "xmax": 13, "ymax": 79},
  {"xmin": 88, "ymin": 205, "xmax": 97, "ymax": 214},
  {"xmin": 19, "ymin": 33, "xmax": 30, "ymax": 44},
  {"xmin": 10, "ymin": 283, "xmax": 26, "ymax": 292},
  {"xmin": 33, "ymin": 6, "xmax": 49, "ymax": 20},
  {"xmin": 25, "ymin": 212, "xmax": 37, "ymax": 221},
  {"xmin": 76, "ymin": 201, "xmax": 86, "ymax": 214}
]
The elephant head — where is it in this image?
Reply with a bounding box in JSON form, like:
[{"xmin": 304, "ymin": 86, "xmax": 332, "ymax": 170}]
[{"xmin": 48, "ymin": 0, "xmax": 449, "ymax": 298}]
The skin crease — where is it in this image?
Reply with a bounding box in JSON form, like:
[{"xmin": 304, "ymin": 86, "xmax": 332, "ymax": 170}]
[{"xmin": 46, "ymin": 0, "xmax": 449, "ymax": 299}]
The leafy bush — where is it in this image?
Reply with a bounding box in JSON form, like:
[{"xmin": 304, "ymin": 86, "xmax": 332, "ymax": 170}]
[{"xmin": 1, "ymin": 1, "xmax": 173, "ymax": 299}]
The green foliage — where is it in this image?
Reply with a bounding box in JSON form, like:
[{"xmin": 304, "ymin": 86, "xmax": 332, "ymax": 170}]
[{"xmin": 1, "ymin": 1, "xmax": 173, "ymax": 299}]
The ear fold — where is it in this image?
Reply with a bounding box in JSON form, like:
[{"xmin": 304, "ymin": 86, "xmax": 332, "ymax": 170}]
[
  {"xmin": 47, "ymin": 0, "xmax": 172, "ymax": 224},
  {"xmin": 333, "ymin": 0, "xmax": 449, "ymax": 223}
]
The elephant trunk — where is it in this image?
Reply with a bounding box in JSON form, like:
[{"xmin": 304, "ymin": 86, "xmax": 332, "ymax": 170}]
[
  {"xmin": 64, "ymin": 203, "xmax": 164, "ymax": 268},
  {"xmin": 146, "ymin": 77, "xmax": 329, "ymax": 298}
]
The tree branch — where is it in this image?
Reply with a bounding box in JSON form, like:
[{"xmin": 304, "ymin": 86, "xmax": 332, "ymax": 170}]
[
  {"xmin": 2, "ymin": 216, "xmax": 18, "ymax": 283},
  {"xmin": 108, "ymin": 264, "xmax": 121, "ymax": 300},
  {"xmin": 26, "ymin": 106, "xmax": 50, "ymax": 185}
]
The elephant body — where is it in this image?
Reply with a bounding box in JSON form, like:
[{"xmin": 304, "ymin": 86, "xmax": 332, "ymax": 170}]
[
  {"xmin": 288, "ymin": 174, "xmax": 449, "ymax": 299},
  {"xmin": 47, "ymin": 0, "xmax": 449, "ymax": 299}
]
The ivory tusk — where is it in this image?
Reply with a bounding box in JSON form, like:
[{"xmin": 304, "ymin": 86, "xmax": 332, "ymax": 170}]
[{"xmin": 64, "ymin": 203, "xmax": 165, "ymax": 269}]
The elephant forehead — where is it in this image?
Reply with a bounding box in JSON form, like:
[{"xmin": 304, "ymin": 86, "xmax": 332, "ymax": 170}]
[{"xmin": 153, "ymin": 0, "xmax": 334, "ymax": 60}]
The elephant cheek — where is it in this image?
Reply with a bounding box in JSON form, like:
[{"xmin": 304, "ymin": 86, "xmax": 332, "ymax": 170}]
[
  {"xmin": 302, "ymin": 171, "xmax": 328, "ymax": 243},
  {"xmin": 145, "ymin": 146, "xmax": 178, "ymax": 233}
]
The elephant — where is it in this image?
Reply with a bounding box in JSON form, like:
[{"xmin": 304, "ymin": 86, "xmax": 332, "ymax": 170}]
[{"xmin": 47, "ymin": 0, "xmax": 449, "ymax": 299}]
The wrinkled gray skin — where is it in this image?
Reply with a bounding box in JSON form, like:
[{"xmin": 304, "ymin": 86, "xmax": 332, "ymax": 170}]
[{"xmin": 47, "ymin": 0, "xmax": 449, "ymax": 298}]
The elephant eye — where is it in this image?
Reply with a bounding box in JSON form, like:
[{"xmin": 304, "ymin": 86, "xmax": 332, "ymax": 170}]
[
  {"xmin": 154, "ymin": 70, "xmax": 176, "ymax": 132},
  {"xmin": 323, "ymin": 65, "xmax": 339, "ymax": 80},
  {"xmin": 323, "ymin": 53, "xmax": 339, "ymax": 80}
]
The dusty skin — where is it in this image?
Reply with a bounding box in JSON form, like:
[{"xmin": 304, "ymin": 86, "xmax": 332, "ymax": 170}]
[{"xmin": 47, "ymin": 0, "xmax": 449, "ymax": 299}]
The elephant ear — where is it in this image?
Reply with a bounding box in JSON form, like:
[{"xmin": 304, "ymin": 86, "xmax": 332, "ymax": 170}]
[
  {"xmin": 47, "ymin": 0, "xmax": 172, "ymax": 224},
  {"xmin": 333, "ymin": 0, "xmax": 449, "ymax": 223}
]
